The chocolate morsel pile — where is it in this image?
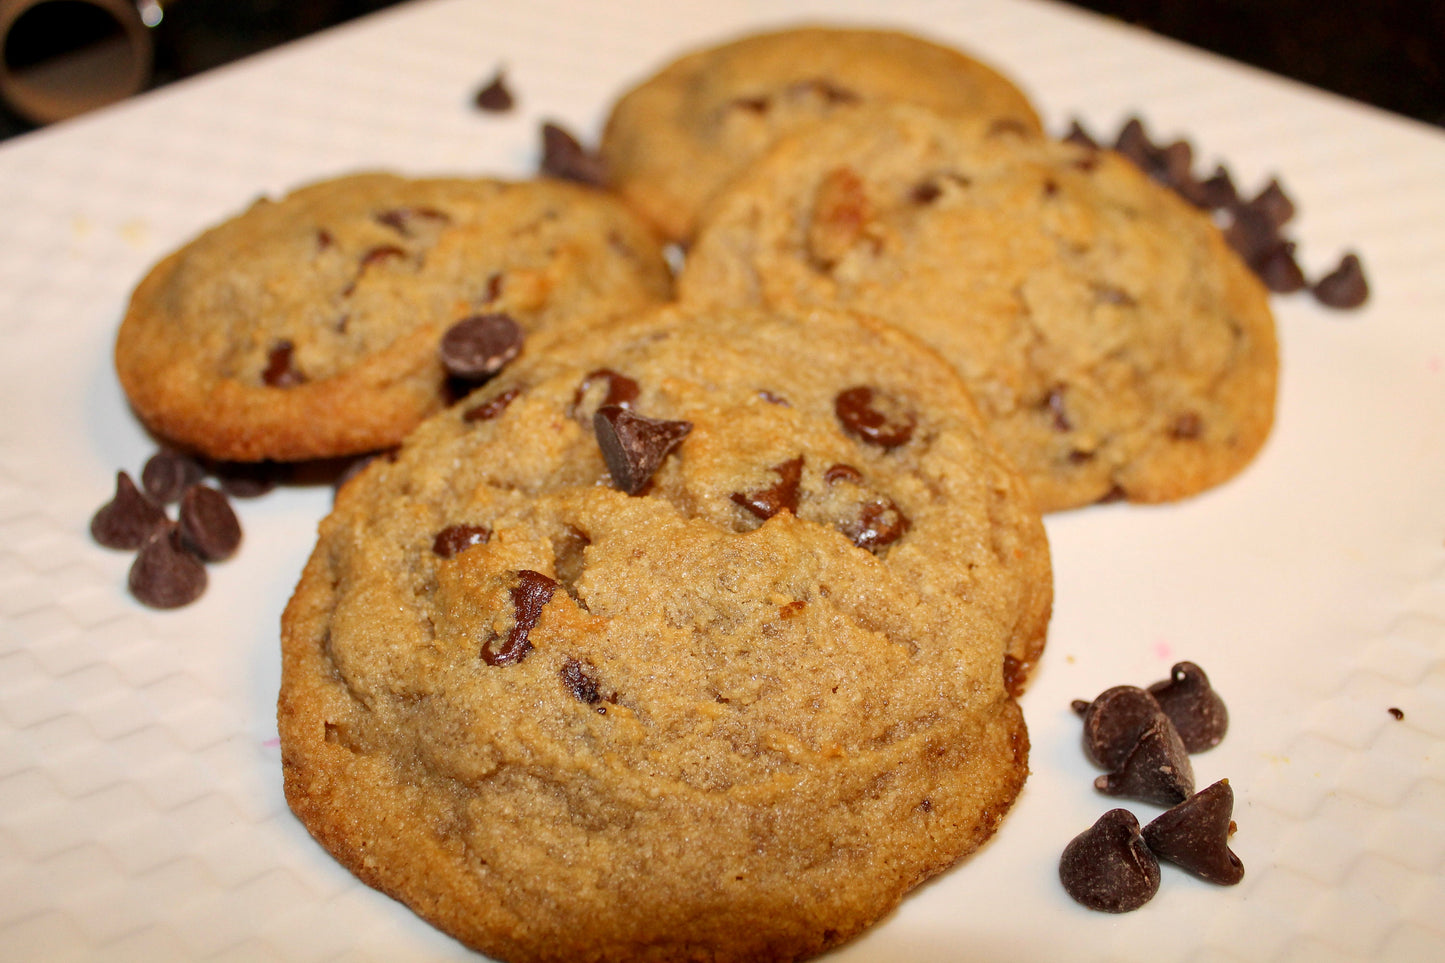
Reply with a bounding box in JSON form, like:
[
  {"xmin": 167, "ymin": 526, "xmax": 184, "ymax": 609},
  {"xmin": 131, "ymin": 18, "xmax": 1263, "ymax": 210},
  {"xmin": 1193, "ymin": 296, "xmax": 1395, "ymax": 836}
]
[
  {"xmin": 1065, "ymin": 115, "xmax": 1369, "ymax": 310},
  {"xmin": 1061, "ymin": 661, "xmax": 1242, "ymax": 912}
]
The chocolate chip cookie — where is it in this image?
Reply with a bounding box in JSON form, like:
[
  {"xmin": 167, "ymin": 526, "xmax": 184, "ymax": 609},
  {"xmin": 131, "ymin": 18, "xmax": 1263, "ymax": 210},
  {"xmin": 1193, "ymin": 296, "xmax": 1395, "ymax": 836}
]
[
  {"xmin": 680, "ymin": 104, "xmax": 1279, "ymax": 511},
  {"xmin": 279, "ymin": 301, "xmax": 1051, "ymax": 962},
  {"xmin": 598, "ymin": 25, "xmax": 1042, "ymax": 242},
  {"xmin": 115, "ymin": 172, "xmax": 672, "ymax": 462}
]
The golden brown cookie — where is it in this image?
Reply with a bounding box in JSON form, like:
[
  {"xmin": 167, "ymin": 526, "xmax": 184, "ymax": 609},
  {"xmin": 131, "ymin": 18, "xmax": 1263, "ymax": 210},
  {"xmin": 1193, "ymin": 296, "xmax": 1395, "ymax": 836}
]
[
  {"xmin": 680, "ymin": 104, "xmax": 1279, "ymax": 511},
  {"xmin": 598, "ymin": 25, "xmax": 1042, "ymax": 242},
  {"xmin": 279, "ymin": 302, "xmax": 1051, "ymax": 963},
  {"xmin": 115, "ymin": 172, "xmax": 672, "ymax": 462}
]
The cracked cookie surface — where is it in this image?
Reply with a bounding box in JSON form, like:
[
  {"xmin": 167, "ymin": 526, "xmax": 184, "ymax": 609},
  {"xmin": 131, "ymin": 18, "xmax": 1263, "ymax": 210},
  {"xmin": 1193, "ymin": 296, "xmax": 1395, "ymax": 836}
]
[
  {"xmin": 598, "ymin": 26, "xmax": 1041, "ymax": 242},
  {"xmin": 278, "ymin": 302, "xmax": 1050, "ymax": 963},
  {"xmin": 115, "ymin": 172, "xmax": 672, "ymax": 462},
  {"xmin": 680, "ymin": 104, "xmax": 1278, "ymax": 511}
]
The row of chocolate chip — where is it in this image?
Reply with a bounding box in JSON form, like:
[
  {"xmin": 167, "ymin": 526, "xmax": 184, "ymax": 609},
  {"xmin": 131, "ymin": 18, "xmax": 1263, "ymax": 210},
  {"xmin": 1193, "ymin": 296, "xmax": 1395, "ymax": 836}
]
[
  {"xmin": 1065, "ymin": 115, "xmax": 1369, "ymax": 309},
  {"xmin": 1059, "ymin": 662, "xmax": 1243, "ymax": 912},
  {"xmin": 89, "ymin": 450, "xmax": 266, "ymax": 608}
]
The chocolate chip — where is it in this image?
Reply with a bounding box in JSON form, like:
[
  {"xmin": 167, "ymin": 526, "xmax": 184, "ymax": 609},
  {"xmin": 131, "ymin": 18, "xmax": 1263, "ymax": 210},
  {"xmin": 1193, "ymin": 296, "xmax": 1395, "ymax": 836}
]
[
  {"xmin": 560, "ymin": 657, "xmax": 601, "ymax": 704},
  {"xmin": 91, "ymin": 471, "xmax": 168, "ymax": 550},
  {"xmin": 571, "ymin": 368, "xmax": 639, "ymax": 417},
  {"xmin": 1248, "ymin": 178, "xmax": 1295, "ymax": 228},
  {"xmin": 140, "ymin": 449, "xmax": 205, "ymax": 504},
  {"xmin": 262, "ymin": 340, "xmax": 305, "ymax": 387},
  {"xmin": 210, "ymin": 461, "xmax": 284, "ymax": 498},
  {"xmin": 841, "ymin": 497, "xmax": 911, "ymax": 553},
  {"xmin": 128, "ymin": 526, "xmax": 207, "ymax": 609},
  {"xmin": 359, "ymin": 244, "xmax": 406, "ymax": 269},
  {"xmin": 823, "ymin": 463, "xmax": 863, "ymax": 485},
  {"xmin": 1114, "ymin": 116, "xmax": 1164, "ymax": 178},
  {"xmin": 1147, "ymin": 661, "xmax": 1229, "ymax": 752},
  {"xmin": 482, "ymin": 570, "xmax": 556, "ymax": 666},
  {"xmin": 835, "ymin": 386, "xmax": 916, "ymax": 449},
  {"xmin": 729, "ymin": 95, "xmax": 770, "ymax": 114},
  {"xmin": 374, "ymin": 207, "xmax": 450, "ymax": 236},
  {"xmin": 432, "ymin": 523, "xmax": 491, "ymax": 558},
  {"xmin": 540, "ymin": 121, "xmax": 606, "ymax": 188},
  {"xmin": 1389, "ymin": 706, "xmax": 1405, "ymax": 720},
  {"xmin": 1313, "ymin": 252, "xmax": 1369, "ymax": 309},
  {"xmin": 1095, "ymin": 716, "xmax": 1196, "ymax": 807},
  {"xmin": 1076, "ymin": 685, "xmax": 1166, "ymax": 770},
  {"xmin": 177, "ymin": 485, "xmax": 241, "ymax": 562},
  {"xmin": 1223, "ymin": 205, "xmax": 1281, "ymax": 270},
  {"xmin": 1063, "ymin": 119, "xmax": 1098, "ymax": 150},
  {"xmin": 1059, "ymin": 809, "xmax": 1161, "ymax": 913},
  {"xmin": 439, "ymin": 313, "xmax": 524, "ymax": 380},
  {"xmin": 463, "ymin": 386, "xmax": 522, "ymax": 423},
  {"xmin": 1142, "ymin": 780, "xmax": 1244, "ymax": 885},
  {"xmin": 1193, "ymin": 165, "xmax": 1239, "ymax": 210},
  {"xmin": 1256, "ymin": 241, "xmax": 1307, "ymax": 293},
  {"xmin": 474, "ymin": 69, "xmax": 515, "ymax": 112},
  {"xmin": 1168, "ymin": 411, "xmax": 1203, "ymax": 441},
  {"xmin": 593, "ymin": 405, "xmax": 692, "ymax": 496},
  {"xmin": 731, "ymin": 457, "xmax": 803, "ymax": 519},
  {"xmin": 910, "ymin": 180, "xmax": 943, "ymax": 205}
]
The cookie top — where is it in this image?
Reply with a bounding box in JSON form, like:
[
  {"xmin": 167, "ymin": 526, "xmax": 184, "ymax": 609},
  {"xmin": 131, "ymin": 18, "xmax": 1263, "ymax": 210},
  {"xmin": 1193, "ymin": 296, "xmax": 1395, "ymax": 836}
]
[
  {"xmin": 115, "ymin": 173, "xmax": 672, "ymax": 462},
  {"xmin": 598, "ymin": 25, "xmax": 1041, "ymax": 242},
  {"xmin": 279, "ymin": 302, "xmax": 1051, "ymax": 963},
  {"xmin": 680, "ymin": 104, "xmax": 1279, "ymax": 511}
]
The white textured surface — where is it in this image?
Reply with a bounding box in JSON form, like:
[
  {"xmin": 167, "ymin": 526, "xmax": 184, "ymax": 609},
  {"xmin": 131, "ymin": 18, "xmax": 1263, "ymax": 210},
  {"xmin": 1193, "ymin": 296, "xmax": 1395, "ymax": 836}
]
[{"xmin": 1, "ymin": 0, "xmax": 1443, "ymax": 960}]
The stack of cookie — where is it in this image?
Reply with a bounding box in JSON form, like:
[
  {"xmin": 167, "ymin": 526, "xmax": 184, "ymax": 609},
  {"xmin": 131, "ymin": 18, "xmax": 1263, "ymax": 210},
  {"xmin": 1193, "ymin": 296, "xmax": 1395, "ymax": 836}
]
[{"xmin": 108, "ymin": 23, "xmax": 1276, "ymax": 963}]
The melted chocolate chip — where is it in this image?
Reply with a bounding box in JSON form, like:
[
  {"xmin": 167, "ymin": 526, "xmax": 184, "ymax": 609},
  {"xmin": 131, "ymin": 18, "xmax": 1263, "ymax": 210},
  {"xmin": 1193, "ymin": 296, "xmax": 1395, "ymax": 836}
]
[
  {"xmin": 594, "ymin": 405, "xmax": 692, "ymax": 495},
  {"xmin": 464, "ymin": 386, "xmax": 522, "ymax": 423},
  {"xmin": 374, "ymin": 207, "xmax": 450, "ymax": 236},
  {"xmin": 91, "ymin": 471, "xmax": 168, "ymax": 550},
  {"xmin": 432, "ymin": 523, "xmax": 491, "ymax": 558},
  {"xmin": 262, "ymin": 340, "xmax": 305, "ymax": 387},
  {"xmin": 128, "ymin": 526, "xmax": 207, "ymax": 609},
  {"xmin": 731, "ymin": 457, "xmax": 803, "ymax": 519},
  {"xmin": 1313, "ymin": 252, "xmax": 1369, "ymax": 309},
  {"xmin": 1059, "ymin": 809, "xmax": 1161, "ymax": 913},
  {"xmin": 474, "ymin": 69, "xmax": 515, "ymax": 112},
  {"xmin": 540, "ymin": 121, "xmax": 606, "ymax": 187},
  {"xmin": 841, "ymin": 497, "xmax": 911, "ymax": 553},
  {"xmin": 1077, "ymin": 685, "xmax": 1166, "ymax": 770},
  {"xmin": 140, "ymin": 450, "xmax": 205, "ymax": 505},
  {"xmin": 482, "ymin": 570, "xmax": 557, "ymax": 666},
  {"xmin": 439, "ymin": 313, "xmax": 524, "ymax": 380},
  {"xmin": 1094, "ymin": 715, "xmax": 1196, "ymax": 807},
  {"xmin": 572, "ymin": 368, "xmax": 639, "ymax": 416},
  {"xmin": 177, "ymin": 484, "xmax": 241, "ymax": 562},
  {"xmin": 823, "ymin": 463, "xmax": 863, "ymax": 485},
  {"xmin": 1169, "ymin": 411, "xmax": 1204, "ymax": 441},
  {"xmin": 835, "ymin": 386, "xmax": 916, "ymax": 449},
  {"xmin": 560, "ymin": 657, "xmax": 602, "ymax": 704},
  {"xmin": 1142, "ymin": 780, "xmax": 1244, "ymax": 885},
  {"xmin": 1147, "ymin": 661, "xmax": 1229, "ymax": 752}
]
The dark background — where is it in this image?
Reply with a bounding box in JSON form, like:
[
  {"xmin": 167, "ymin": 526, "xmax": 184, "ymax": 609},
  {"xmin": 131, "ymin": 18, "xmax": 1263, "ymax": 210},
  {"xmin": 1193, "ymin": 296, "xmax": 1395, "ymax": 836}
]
[{"xmin": 1, "ymin": 0, "xmax": 1442, "ymax": 141}]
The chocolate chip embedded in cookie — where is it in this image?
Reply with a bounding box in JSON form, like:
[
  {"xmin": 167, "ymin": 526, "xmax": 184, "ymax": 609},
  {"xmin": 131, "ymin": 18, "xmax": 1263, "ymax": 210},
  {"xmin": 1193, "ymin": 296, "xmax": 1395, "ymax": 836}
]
[
  {"xmin": 279, "ymin": 301, "xmax": 1051, "ymax": 963},
  {"xmin": 599, "ymin": 26, "xmax": 1042, "ymax": 242},
  {"xmin": 681, "ymin": 103, "xmax": 1278, "ymax": 511},
  {"xmin": 116, "ymin": 173, "xmax": 672, "ymax": 463}
]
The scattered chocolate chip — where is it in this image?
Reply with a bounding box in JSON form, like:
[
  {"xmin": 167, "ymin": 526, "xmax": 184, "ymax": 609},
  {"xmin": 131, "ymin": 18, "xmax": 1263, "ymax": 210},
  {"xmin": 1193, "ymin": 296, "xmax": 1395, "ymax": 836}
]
[
  {"xmin": 1256, "ymin": 241, "xmax": 1307, "ymax": 293},
  {"xmin": 835, "ymin": 386, "xmax": 916, "ymax": 449},
  {"xmin": 560, "ymin": 657, "xmax": 601, "ymax": 704},
  {"xmin": 593, "ymin": 405, "xmax": 692, "ymax": 496},
  {"xmin": 432, "ymin": 523, "xmax": 491, "ymax": 558},
  {"xmin": 731, "ymin": 457, "xmax": 803, "ymax": 520},
  {"xmin": 1077, "ymin": 685, "xmax": 1166, "ymax": 770},
  {"xmin": 1193, "ymin": 165, "xmax": 1239, "ymax": 210},
  {"xmin": 572, "ymin": 368, "xmax": 640, "ymax": 416},
  {"xmin": 463, "ymin": 386, "xmax": 523, "ymax": 423},
  {"xmin": 1168, "ymin": 411, "xmax": 1204, "ymax": 441},
  {"xmin": 1147, "ymin": 661, "xmax": 1229, "ymax": 752},
  {"xmin": 140, "ymin": 450, "xmax": 205, "ymax": 504},
  {"xmin": 262, "ymin": 340, "xmax": 305, "ymax": 387},
  {"xmin": 1159, "ymin": 140, "xmax": 1195, "ymax": 189},
  {"xmin": 1142, "ymin": 780, "xmax": 1244, "ymax": 885},
  {"xmin": 1388, "ymin": 706, "xmax": 1405, "ymax": 720},
  {"xmin": 1313, "ymin": 252, "xmax": 1369, "ymax": 309},
  {"xmin": 128, "ymin": 526, "xmax": 207, "ymax": 609},
  {"xmin": 439, "ymin": 313, "xmax": 524, "ymax": 381},
  {"xmin": 1063, "ymin": 119, "xmax": 1098, "ymax": 150},
  {"xmin": 1095, "ymin": 715, "xmax": 1195, "ymax": 807},
  {"xmin": 177, "ymin": 484, "xmax": 241, "ymax": 562},
  {"xmin": 91, "ymin": 471, "xmax": 169, "ymax": 550},
  {"xmin": 482, "ymin": 570, "xmax": 557, "ymax": 666},
  {"xmin": 374, "ymin": 207, "xmax": 450, "ymax": 236},
  {"xmin": 210, "ymin": 461, "xmax": 285, "ymax": 498},
  {"xmin": 823, "ymin": 463, "xmax": 863, "ymax": 485},
  {"xmin": 1223, "ymin": 204, "xmax": 1281, "ymax": 270},
  {"xmin": 1059, "ymin": 809, "xmax": 1161, "ymax": 913},
  {"xmin": 1114, "ymin": 116, "xmax": 1163, "ymax": 177},
  {"xmin": 841, "ymin": 496, "xmax": 911, "ymax": 552},
  {"xmin": 540, "ymin": 121, "xmax": 607, "ymax": 187},
  {"xmin": 1248, "ymin": 178, "xmax": 1295, "ymax": 228},
  {"xmin": 474, "ymin": 69, "xmax": 515, "ymax": 112}
]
